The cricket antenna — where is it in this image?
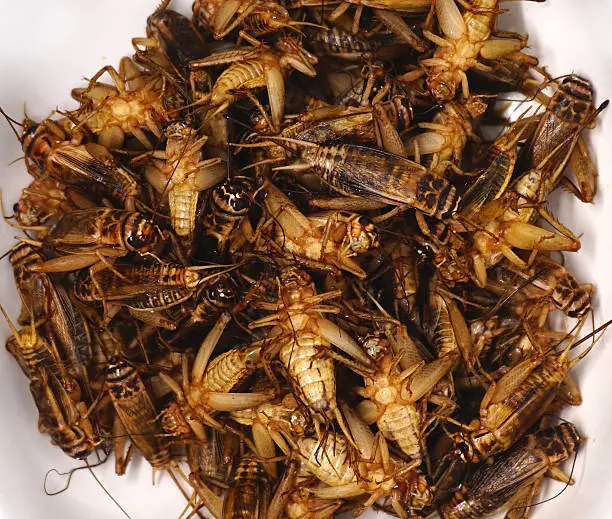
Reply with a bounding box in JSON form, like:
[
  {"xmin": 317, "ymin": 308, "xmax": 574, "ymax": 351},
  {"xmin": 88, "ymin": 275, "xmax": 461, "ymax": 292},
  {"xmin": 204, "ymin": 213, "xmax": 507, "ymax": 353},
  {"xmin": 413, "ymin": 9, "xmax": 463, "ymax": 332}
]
[
  {"xmin": 43, "ymin": 455, "xmax": 109, "ymax": 496},
  {"xmin": 0, "ymin": 106, "xmax": 24, "ymax": 141},
  {"xmin": 85, "ymin": 459, "xmax": 133, "ymax": 519}
]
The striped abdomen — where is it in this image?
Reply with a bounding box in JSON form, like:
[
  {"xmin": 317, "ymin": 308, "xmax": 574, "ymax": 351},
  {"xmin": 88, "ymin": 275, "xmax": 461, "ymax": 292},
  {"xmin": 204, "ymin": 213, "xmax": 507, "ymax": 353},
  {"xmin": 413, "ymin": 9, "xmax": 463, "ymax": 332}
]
[
  {"xmin": 105, "ymin": 358, "xmax": 170, "ymax": 469},
  {"xmin": 190, "ymin": 274, "xmax": 237, "ymax": 324},
  {"xmin": 378, "ymin": 403, "xmax": 421, "ymax": 458},
  {"xmin": 224, "ymin": 455, "xmax": 268, "ymax": 519},
  {"xmin": 200, "ymin": 343, "xmax": 261, "ymax": 393},
  {"xmin": 169, "ymin": 183, "xmax": 199, "ymax": 237},
  {"xmin": 301, "ymin": 144, "xmax": 458, "ymax": 219},
  {"xmin": 203, "ymin": 177, "xmax": 254, "ymax": 250},
  {"xmin": 279, "ymin": 331, "xmax": 336, "ymax": 413},
  {"xmin": 212, "ymin": 59, "xmax": 266, "ymax": 102}
]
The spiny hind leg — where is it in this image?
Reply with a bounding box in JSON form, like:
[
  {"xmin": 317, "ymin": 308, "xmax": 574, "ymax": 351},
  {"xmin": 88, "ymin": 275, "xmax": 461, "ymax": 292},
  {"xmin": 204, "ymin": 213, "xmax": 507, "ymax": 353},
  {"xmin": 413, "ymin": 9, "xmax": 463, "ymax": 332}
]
[
  {"xmin": 536, "ymin": 204, "xmax": 580, "ymax": 245},
  {"xmin": 373, "ymin": 102, "xmax": 406, "ymax": 156},
  {"xmin": 86, "ymin": 65, "xmax": 127, "ymax": 95},
  {"xmin": 374, "ymin": 8, "xmax": 426, "ymax": 51}
]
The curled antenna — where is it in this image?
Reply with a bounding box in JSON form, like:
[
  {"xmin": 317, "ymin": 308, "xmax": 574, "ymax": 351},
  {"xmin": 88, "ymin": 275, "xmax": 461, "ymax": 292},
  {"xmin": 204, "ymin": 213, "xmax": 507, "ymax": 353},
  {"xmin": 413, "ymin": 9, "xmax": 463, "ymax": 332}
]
[{"xmin": 43, "ymin": 455, "xmax": 108, "ymax": 495}]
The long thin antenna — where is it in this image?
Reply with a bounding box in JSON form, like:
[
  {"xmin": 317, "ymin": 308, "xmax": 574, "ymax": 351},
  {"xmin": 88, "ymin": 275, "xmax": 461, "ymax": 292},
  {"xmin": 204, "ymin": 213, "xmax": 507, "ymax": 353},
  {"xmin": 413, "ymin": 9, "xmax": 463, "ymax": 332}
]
[
  {"xmin": 86, "ymin": 459, "xmax": 133, "ymax": 519},
  {"xmin": 0, "ymin": 106, "xmax": 24, "ymax": 141}
]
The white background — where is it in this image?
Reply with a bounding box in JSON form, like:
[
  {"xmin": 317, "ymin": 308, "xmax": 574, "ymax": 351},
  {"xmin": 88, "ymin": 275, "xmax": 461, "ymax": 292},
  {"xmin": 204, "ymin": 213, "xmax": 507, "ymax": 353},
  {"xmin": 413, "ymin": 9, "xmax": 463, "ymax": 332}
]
[{"xmin": 0, "ymin": 1, "xmax": 610, "ymax": 518}]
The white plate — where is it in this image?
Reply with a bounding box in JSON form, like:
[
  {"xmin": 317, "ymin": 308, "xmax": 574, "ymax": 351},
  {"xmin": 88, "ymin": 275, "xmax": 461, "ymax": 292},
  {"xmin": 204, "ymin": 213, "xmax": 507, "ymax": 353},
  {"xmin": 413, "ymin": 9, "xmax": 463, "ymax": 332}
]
[{"xmin": 0, "ymin": 1, "xmax": 611, "ymax": 518}]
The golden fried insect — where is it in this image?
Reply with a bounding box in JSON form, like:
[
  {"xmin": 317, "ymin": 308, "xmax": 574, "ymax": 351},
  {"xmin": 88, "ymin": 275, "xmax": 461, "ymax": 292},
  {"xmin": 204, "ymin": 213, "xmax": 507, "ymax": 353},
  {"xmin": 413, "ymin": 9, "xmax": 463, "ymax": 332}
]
[
  {"xmin": 295, "ymin": 96, "xmax": 412, "ymax": 156},
  {"xmin": 201, "ymin": 176, "xmax": 255, "ymax": 256},
  {"xmin": 29, "ymin": 367, "xmax": 100, "ymax": 459},
  {"xmin": 8, "ymin": 242, "xmax": 50, "ymax": 324},
  {"xmin": 190, "ymin": 32, "xmax": 317, "ymax": 130},
  {"xmin": 73, "ymin": 262, "xmax": 236, "ymax": 330},
  {"xmin": 11, "ymin": 177, "xmax": 94, "ymax": 227},
  {"xmin": 196, "ymin": 0, "xmax": 319, "ymax": 39},
  {"xmin": 144, "ymin": 120, "xmax": 225, "ymax": 240},
  {"xmin": 223, "ymin": 454, "xmax": 269, "ymax": 519},
  {"xmin": 135, "ymin": 6, "xmax": 210, "ymax": 78},
  {"xmin": 2, "ymin": 305, "xmax": 68, "ymax": 384},
  {"xmin": 27, "ymin": 209, "xmax": 164, "ymax": 273},
  {"xmin": 422, "ymin": 0, "xmax": 533, "ymax": 103},
  {"xmin": 488, "ymin": 258, "xmax": 592, "ymax": 319},
  {"xmin": 268, "ymin": 458, "xmax": 344, "ymax": 519},
  {"xmin": 407, "ymin": 96, "xmax": 485, "ymax": 175},
  {"xmin": 424, "ymin": 288, "xmax": 473, "ymax": 364},
  {"xmin": 19, "ymin": 117, "xmax": 142, "ymax": 210},
  {"xmin": 275, "ymin": 142, "xmax": 460, "ymax": 218},
  {"xmin": 105, "ymin": 357, "xmax": 171, "ymax": 474},
  {"xmin": 71, "ymin": 58, "xmax": 168, "ymax": 150},
  {"xmin": 184, "ymin": 273, "xmax": 239, "ymax": 326},
  {"xmin": 0, "ymin": 2, "xmax": 608, "ymax": 519},
  {"xmin": 453, "ymin": 335, "xmax": 592, "ymax": 462},
  {"xmin": 461, "ymin": 115, "xmax": 535, "ymax": 216},
  {"xmin": 230, "ymin": 392, "xmax": 309, "ymax": 476},
  {"xmin": 159, "ymin": 313, "xmax": 272, "ymax": 435},
  {"xmin": 256, "ymin": 181, "xmax": 378, "ymax": 277},
  {"xmin": 521, "ymin": 75, "xmax": 607, "ymax": 202},
  {"xmin": 441, "ymin": 423, "xmax": 582, "ymax": 519},
  {"xmin": 355, "ymin": 338, "xmax": 455, "ymax": 459},
  {"xmin": 249, "ymin": 268, "xmax": 372, "ymax": 442},
  {"xmin": 296, "ymin": 403, "xmax": 432, "ymax": 519},
  {"xmin": 466, "ymin": 159, "xmax": 582, "ymax": 287},
  {"xmin": 7, "ymin": 242, "xmax": 94, "ymax": 399}
]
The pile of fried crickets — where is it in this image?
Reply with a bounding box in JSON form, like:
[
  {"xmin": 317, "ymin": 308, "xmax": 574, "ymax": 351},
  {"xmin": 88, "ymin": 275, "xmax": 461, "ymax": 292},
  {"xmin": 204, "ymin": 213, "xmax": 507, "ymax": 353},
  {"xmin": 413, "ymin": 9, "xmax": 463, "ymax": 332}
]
[{"xmin": 1, "ymin": 0, "xmax": 607, "ymax": 518}]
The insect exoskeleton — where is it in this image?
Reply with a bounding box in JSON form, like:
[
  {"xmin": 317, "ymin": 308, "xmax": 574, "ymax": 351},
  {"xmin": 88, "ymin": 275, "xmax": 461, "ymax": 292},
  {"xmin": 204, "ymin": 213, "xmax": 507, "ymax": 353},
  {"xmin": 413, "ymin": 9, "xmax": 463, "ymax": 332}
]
[
  {"xmin": 230, "ymin": 393, "xmax": 309, "ymax": 477},
  {"xmin": 192, "ymin": 0, "xmax": 249, "ymax": 35},
  {"xmin": 223, "ymin": 454, "xmax": 270, "ymax": 519},
  {"xmin": 29, "ymin": 209, "xmax": 165, "ymax": 273},
  {"xmin": 144, "ymin": 120, "xmax": 225, "ymax": 240},
  {"xmin": 422, "ymin": 0, "xmax": 533, "ymax": 103},
  {"xmin": 308, "ymin": 25, "xmax": 386, "ymax": 60},
  {"xmin": 452, "ymin": 335, "xmax": 591, "ymax": 463},
  {"xmin": 258, "ymin": 181, "xmax": 378, "ymax": 277},
  {"xmin": 8, "ymin": 242, "xmax": 50, "ymax": 324},
  {"xmin": 355, "ymin": 341, "xmax": 455, "ymax": 459},
  {"xmin": 29, "ymin": 367, "xmax": 100, "ymax": 460},
  {"xmin": 297, "ymin": 432, "xmax": 358, "ymax": 487},
  {"xmin": 72, "ymin": 263, "xmax": 234, "ymax": 329},
  {"xmin": 1, "ymin": 304, "xmax": 67, "ymax": 384},
  {"xmin": 424, "ymin": 287, "xmax": 473, "ymax": 365},
  {"xmin": 186, "ymin": 273, "xmax": 239, "ymax": 326},
  {"xmin": 12, "ymin": 177, "xmax": 92, "ymax": 227},
  {"xmin": 7, "ymin": 240, "xmax": 93, "ymax": 398},
  {"xmin": 521, "ymin": 74, "xmax": 607, "ymax": 203},
  {"xmin": 19, "ymin": 117, "xmax": 141, "ymax": 210},
  {"xmin": 383, "ymin": 235, "xmax": 419, "ymax": 317},
  {"xmin": 295, "ymin": 408, "xmax": 432, "ymax": 519},
  {"xmin": 105, "ymin": 357, "xmax": 171, "ymax": 472},
  {"xmin": 524, "ymin": 75, "xmax": 596, "ymax": 170},
  {"xmin": 310, "ymin": 211, "xmax": 379, "ymax": 255},
  {"xmin": 440, "ymin": 423, "xmax": 583, "ymax": 519},
  {"xmin": 71, "ymin": 57, "xmax": 168, "ymax": 150},
  {"xmin": 193, "ymin": 0, "xmax": 310, "ymax": 39},
  {"xmin": 201, "ymin": 176, "xmax": 255, "ymax": 255},
  {"xmin": 159, "ymin": 313, "xmax": 272, "ymax": 437},
  {"xmin": 141, "ymin": 7, "xmax": 209, "ymax": 76},
  {"xmin": 277, "ymin": 142, "xmax": 460, "ymax": 219},
  {"xmin": 487, "ymin": 259, "xmax": 592, "ymax": 320},
  {"xmin": 407, "ymin": 97, "xmax": 485, "ymax": 175},
  {"xmin": 189, "ymin": 33, "xmax": 317, "ymax": 130},
  {"xmin": 249, "ymin": 267, "xmax": 372, "ymax": 442}
]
